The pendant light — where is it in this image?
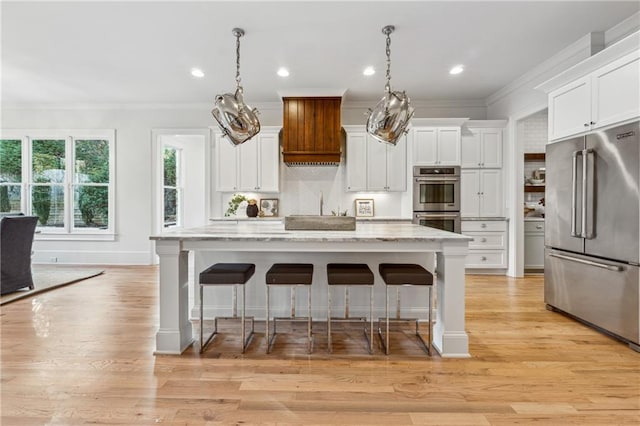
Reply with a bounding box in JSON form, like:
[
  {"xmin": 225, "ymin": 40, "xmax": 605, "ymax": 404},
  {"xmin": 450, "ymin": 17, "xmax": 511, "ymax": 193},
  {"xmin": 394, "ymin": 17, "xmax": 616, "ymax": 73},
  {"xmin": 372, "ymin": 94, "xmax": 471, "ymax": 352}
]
[
  {"xmin": 366, "ymin": 25, "xmax": 414, "ymax": 145},
  {"xmin": 211, "ymin": 28, "xmax": 260, "ymax": 145}
]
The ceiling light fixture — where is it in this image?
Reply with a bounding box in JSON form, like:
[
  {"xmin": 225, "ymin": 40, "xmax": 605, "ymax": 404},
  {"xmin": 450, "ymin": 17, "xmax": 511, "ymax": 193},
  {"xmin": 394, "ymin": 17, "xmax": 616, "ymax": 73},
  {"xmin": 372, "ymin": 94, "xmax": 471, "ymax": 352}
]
[
  {"xmin": 191, "ymin": 68, "xmax": 205, "ymax": 78},
  {"xmin": 449, "ymin": 65, "xmax": 464, "ymax": 75},
  {"xmin": 366, "ymin": 25, "xmax": 414, "ymax": 146},
  {"xmin": 211, "ymin": 28, "xmax": 260, "ymax": 146},
  {"xmin": 277, "ymin": 67, "xmax": 290, "ymax": 77},
  {"xmin": 363, "ymin": 66, "xmax": 375, "ymax": 76}
]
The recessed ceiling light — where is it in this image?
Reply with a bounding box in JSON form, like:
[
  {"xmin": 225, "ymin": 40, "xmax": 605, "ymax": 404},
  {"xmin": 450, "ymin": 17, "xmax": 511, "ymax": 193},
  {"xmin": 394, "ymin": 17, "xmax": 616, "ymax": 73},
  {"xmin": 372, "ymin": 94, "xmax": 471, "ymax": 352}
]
[
  {"xmin": 277, "ymin": 67, "xmax": 290, "ymax": 77},
  {"xmin": 190, "ymin": 68, "xmax": 205, "ymax": 78},
  {"xmin": 449, "ymin": 65, "xmax": 464, "ymax": 75},
  {"xmin": 363, "ymin": 66, "xmax": 375, "ymax": 76}
]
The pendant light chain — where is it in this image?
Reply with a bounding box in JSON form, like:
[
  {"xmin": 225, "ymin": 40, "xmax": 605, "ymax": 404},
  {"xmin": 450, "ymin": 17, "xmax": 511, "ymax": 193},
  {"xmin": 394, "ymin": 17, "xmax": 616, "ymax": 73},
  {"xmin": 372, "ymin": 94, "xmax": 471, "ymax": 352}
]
[
  {"xmin": 385, "ymin": 30, "xmax": 392, "ymax": 93},
  {"xmin": 235, "ymin": 31, "xmax": 242, "ymax": 89}
]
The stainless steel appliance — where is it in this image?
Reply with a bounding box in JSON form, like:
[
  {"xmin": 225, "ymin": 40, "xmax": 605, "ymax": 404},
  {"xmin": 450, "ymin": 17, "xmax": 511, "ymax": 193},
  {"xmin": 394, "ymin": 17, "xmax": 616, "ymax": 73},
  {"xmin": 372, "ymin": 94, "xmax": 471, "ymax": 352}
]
[
  {"xmin": 413, "ymin": 166, "xmax": 461, "ymax": 233},
  {"xmin": 545, "ymin": 121, "xmax": 639, "ymax": 350}
]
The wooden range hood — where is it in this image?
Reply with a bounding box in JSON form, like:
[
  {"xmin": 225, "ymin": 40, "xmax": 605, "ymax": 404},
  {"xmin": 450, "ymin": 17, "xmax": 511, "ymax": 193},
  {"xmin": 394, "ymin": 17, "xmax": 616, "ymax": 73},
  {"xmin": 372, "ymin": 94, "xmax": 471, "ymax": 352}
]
[{"xmin": 282, "ymin": 97, "xmax": 342, "ymax": 166}]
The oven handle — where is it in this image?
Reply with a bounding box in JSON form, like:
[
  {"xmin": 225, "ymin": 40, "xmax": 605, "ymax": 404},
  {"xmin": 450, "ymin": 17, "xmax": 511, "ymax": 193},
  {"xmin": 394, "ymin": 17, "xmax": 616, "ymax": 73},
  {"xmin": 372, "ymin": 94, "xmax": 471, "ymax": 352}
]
[
  {"xmin": 414, "ymin": 177, "xmax": 459, "ymax": 182},
  {"xmin": 414, "ymin": 213, "xmax": 461, "ymax": 218}
]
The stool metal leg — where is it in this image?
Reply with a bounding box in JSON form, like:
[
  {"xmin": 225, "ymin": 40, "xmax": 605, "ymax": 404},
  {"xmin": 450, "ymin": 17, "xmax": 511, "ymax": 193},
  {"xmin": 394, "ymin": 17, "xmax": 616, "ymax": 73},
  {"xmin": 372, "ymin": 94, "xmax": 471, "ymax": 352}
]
[
  {"xmin": 327, "ymin": 285, "xmax": 332, "ymax": 352},
  {"xmin": 307, "ymin": 283, "xmax": 312, "ymax": 354},
  {"xmin": 199, "ymin": 283, "xmax": 204, "ymax": 353}
]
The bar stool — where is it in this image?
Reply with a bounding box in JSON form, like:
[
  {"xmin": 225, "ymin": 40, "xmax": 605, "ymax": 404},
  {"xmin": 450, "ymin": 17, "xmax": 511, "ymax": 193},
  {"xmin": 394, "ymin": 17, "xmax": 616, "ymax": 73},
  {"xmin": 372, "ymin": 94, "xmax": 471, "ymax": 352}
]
[
  {"xmin": 326, "ymin": 263, "xmax": 374, "ymax": 353},
  {"xmin": 265, "ymin": 263, "xmax": 314, "ymax": 354},
  {"xmin": 199, "ymin": 263, "xmax": 255, "ymax": 354},
  {"xmin": 377, "ymin": 263, "xmax": 434, "ymax": 355}
]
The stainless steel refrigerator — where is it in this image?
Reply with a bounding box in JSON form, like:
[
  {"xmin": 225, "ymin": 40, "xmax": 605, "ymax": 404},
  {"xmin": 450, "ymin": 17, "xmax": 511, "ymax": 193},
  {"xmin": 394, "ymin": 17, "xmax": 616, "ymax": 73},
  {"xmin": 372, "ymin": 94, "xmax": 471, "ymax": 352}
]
[{"xmin": 545, "ymin": 120, "xmax": 639, "ymax": 350}]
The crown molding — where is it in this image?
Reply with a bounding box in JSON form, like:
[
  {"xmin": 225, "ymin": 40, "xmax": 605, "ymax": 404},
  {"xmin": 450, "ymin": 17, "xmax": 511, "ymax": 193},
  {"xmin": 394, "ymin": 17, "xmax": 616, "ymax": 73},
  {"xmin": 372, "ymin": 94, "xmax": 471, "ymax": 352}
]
[{"xmin": 485, "ymin": 32, "xmax": 605, "ymax": 107}]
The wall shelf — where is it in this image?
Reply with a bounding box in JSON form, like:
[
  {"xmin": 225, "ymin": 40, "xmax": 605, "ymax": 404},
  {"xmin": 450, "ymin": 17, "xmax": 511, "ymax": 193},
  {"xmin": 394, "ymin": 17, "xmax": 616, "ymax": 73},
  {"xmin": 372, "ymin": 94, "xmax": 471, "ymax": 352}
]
[
  {"xmin": 525, "ymin": 185, "xmax": 546, "ymax": 193},
  {"xmin": 524, "ymin": 153, "xmax": 545, "ymax": 161}
]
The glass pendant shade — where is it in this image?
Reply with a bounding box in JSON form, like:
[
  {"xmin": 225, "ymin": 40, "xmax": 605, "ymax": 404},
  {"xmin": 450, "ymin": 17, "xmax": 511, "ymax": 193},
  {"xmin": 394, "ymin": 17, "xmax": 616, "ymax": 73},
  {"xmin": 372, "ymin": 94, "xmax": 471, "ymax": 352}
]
[
  {"xmin": 366, "ymin": 25, "xmax": 414, "ymax": 146},
  {"xmin": 366, "ymin": 90, "xmax": 414, "ymax": 145},
  {"xmin": 211, "ymin": 87, "xmax": 260, "ymax": 145},
  {"xmin": 211, "ymin": 28, "xmax": 260, "ymax": 145}
]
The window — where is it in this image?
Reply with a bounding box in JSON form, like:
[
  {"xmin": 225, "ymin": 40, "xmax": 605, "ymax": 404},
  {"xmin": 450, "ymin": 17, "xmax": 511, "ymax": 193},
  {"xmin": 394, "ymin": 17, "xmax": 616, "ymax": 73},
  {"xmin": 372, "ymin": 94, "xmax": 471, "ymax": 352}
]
[
  {"xmin": 0, "ymin": 130, "xmax": 115, "ymax": 239},
  {"xmin": 0, "ymin": 139, "xmax": 23, "ymax": 213},
  {"xmin": 163, "ymin": 146, "xmax": 182, "ymax": 228}
]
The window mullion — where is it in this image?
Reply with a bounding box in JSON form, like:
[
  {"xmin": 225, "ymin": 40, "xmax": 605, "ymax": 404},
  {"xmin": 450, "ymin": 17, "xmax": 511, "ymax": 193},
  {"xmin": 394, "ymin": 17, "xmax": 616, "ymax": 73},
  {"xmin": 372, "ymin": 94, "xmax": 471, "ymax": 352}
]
[{"xmin": 66, "ymin": 136, "xmax": 73, "ymax": 233}]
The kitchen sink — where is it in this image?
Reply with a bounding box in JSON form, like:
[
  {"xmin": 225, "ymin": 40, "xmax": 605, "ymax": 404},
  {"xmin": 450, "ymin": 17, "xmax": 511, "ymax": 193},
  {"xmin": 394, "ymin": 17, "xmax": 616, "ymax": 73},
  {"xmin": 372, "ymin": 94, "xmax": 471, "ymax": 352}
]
[{"xmin": 284, "ymin": 215, "xmax": 356, "ymax": 231}]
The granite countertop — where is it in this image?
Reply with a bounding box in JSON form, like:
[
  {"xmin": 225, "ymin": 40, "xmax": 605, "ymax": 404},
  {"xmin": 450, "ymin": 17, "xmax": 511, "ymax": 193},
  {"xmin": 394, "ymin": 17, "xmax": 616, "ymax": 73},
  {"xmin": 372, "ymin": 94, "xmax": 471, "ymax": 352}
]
[
  {"xmin": 151, "ymin": 221, "xmax": 472, "ymax": 242},
  {"xmin": 461, "ymin": 217, "xmax": 509, "ymax": 221}
]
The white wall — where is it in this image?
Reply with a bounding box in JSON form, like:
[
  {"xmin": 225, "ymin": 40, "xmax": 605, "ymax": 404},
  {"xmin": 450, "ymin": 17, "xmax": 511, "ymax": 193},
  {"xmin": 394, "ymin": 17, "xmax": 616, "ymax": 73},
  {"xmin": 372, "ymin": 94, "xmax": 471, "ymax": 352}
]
[{"xmin": 2, "ymin": 102, "xmax": 485, "ymax": 264}]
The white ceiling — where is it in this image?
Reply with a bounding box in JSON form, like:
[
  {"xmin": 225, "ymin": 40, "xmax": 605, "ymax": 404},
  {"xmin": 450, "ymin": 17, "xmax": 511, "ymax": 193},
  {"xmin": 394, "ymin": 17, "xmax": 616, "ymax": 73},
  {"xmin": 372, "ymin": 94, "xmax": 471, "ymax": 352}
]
[{"xmin": 2, "ymin": 1, "xmax": 639, "ymax": 105}]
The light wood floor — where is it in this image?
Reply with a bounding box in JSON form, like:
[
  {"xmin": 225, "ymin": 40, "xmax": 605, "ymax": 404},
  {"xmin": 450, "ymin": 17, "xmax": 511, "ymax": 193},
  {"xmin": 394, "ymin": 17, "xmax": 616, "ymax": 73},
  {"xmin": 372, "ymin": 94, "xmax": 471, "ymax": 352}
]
[{"xmin": 1, "ymin": 266, "xmax": 638, "ymax": 425}]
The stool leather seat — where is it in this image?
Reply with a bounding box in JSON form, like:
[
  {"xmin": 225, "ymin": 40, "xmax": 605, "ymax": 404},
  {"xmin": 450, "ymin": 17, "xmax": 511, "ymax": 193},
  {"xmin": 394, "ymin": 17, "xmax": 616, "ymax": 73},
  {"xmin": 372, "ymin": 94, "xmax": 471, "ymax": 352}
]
[
  {"xmin": 201, "ymin": 263, "xmax": 255, "ymax": 284},
  {"xmin": 266, "ymin": 263, "xmax": 313, "ymax": 285},
  {"xmin": 378, "ymin": 263, "xmax": 433, "ymax": 285},
  {"xmin": 327, "ymin": 263, "xmax": 374, "ymax": 285}
]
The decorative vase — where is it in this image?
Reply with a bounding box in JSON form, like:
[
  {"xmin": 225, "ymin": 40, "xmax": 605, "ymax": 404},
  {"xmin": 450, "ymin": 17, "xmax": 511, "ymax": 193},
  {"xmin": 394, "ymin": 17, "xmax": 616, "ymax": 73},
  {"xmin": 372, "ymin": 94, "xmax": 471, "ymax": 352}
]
[{"xmin": 246, "ymin": 199, "xmax": 259, "ymax": 217}]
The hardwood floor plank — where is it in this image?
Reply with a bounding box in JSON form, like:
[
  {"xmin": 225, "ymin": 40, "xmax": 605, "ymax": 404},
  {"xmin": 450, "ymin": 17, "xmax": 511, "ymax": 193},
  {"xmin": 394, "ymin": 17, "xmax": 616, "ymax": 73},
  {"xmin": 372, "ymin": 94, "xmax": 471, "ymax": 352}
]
[{"xmin": 1, "ymin": 266, "xmax": 638, "ymax": 425}]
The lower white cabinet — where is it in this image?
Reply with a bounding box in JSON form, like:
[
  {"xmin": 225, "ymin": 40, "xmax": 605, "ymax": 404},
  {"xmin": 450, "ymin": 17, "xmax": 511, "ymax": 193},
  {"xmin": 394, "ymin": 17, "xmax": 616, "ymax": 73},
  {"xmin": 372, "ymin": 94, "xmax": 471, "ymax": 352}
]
[
  {"xmin": 215, "ymin": 128, "xmax": 280, "ymax": 192},
  {"xmin": 461, "ymin": 169, "xmax": 502, "ymax": 217},
  {"xmin": 524, "ymin": 220, "xmax": 545, "ymax": 270},
  {"xmin": 462, "ymin": 220, "xmax": 507, "ymax": 269}
]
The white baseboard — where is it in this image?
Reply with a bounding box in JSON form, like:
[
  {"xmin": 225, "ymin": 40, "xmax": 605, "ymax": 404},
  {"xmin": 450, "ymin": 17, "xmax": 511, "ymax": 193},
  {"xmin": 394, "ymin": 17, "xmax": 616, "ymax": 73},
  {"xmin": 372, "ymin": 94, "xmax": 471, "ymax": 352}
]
[{"xmin": 32, "ymin": 250, "xmax": 152, "ymax": 265}]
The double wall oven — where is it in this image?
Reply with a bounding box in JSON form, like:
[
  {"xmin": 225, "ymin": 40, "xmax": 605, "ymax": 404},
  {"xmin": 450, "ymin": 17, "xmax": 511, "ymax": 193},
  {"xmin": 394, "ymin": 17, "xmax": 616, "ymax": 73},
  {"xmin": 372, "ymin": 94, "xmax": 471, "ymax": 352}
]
[{"xmin": 412, "ymin": 166, "xmax": 461, "ymax": 233}]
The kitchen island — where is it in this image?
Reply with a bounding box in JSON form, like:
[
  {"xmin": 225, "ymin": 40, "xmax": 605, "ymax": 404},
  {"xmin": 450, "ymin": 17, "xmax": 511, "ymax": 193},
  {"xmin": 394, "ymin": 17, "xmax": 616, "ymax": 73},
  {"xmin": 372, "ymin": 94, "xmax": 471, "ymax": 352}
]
[{"xmin": 150, "ymin": 221, "xmax": 472, "ymax": 357}]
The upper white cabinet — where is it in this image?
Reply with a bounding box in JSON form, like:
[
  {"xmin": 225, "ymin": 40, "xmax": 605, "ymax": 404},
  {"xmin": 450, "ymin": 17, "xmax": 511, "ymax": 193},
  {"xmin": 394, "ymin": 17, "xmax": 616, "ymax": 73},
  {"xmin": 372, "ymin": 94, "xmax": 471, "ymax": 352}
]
[
  {"xmin": 460, "ymin": 127, "xmax": 503, "ymax": 168},
  {"xmin": 345, "ymin": 127, "xmax": 406, "ymax": 192},
  {"xmin": 547, "ymin": 49, "xmax": 640, "ymax": 141},
  {"xmin": 215, "ymin": 127, "xmax": 280, "ymax": 192},
  {"xmin": 461, "ymin": 169, "xmax": 503, "ymax": 218},
  {"xmin": 413, "ymin": 127, "xmax": 461, "ymax": 165}
]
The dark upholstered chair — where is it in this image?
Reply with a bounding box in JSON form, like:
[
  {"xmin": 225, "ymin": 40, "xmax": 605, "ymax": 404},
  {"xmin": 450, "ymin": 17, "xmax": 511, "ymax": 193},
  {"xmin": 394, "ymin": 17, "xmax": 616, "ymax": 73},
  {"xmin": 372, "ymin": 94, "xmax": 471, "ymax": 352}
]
[{"xmin": 1, "ymin": 215, "xmax": 38, "ymax": 295}]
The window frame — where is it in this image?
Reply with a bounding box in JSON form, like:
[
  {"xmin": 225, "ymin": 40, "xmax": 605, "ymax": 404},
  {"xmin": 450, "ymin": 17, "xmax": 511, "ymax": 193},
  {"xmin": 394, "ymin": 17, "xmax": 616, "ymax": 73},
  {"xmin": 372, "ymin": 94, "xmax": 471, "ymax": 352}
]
[
  {"xmin": 162, "ymin": 145, "xmax": 183, "ymax": 229},
  {"xmin": 0, "ymin": 129, "xmax": 116, "ymax": 241}
]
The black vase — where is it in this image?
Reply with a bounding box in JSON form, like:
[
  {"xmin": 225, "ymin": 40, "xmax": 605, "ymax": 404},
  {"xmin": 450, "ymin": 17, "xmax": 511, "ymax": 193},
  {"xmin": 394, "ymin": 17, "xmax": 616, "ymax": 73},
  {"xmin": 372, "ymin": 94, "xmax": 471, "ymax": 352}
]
[{"xmin": 246, "ymin": 204, "xmax": 259, "ymax": 217}]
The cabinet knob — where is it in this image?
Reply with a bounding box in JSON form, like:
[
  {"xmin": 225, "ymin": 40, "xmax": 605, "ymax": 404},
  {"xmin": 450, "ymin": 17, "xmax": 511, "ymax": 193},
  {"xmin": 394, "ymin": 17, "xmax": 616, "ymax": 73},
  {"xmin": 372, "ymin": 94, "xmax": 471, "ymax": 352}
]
[
  {"xmin": 584, "ymin": 123, "xmax": 589, "ymax": 127},
  {"xmin": 590, "ymin": 121, "xmax": 595, "ymax": 125},
  {"xmin": 481, "ymin": 256, "xmax": 487, "ymax": 261},
  {"xmin": 481, "ymin": 223, "xmax": 487, "ymax": 228},
  {"xmin": 481, "ymin": 237, "xmax": 487, "ymax": 242},
  {"xmin": 536, "ymin": 225, "xmax": 543, "ymax": 230}
]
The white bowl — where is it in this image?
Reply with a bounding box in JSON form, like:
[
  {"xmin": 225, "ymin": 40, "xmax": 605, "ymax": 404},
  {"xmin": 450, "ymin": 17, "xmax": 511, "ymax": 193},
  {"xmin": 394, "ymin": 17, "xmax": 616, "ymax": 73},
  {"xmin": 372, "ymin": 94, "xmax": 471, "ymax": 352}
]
[{"xmin": 528, "ymin": 178, "xmax": 544, "ymax": 185}]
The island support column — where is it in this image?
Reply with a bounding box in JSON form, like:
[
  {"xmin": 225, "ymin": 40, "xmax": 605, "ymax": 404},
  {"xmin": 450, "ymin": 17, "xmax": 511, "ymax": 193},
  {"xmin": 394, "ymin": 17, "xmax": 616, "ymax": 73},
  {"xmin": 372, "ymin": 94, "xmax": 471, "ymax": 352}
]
[
  {"xmin": 434, "ymin": 241, "xmax": 470, "ymax": 358},
  {"xmin": 155, "ymin": 240, "xmax": 192, "ymax": 354}
]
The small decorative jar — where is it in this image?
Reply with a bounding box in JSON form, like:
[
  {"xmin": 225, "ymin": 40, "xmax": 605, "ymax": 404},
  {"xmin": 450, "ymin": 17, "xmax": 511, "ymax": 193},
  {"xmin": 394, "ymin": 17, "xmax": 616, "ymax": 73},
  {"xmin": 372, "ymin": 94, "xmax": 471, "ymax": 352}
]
[{"xmin": 246, "ymin": 199, "xmax": 259, "ymax": 217}]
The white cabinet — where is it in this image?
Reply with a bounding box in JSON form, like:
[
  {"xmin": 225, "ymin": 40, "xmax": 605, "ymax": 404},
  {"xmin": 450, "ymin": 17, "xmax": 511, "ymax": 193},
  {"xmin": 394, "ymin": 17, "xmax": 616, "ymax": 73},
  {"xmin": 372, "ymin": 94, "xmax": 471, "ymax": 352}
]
[
  {"xmin": 462, "ymin": 220, "xmax": 507, "ymax": 269},
  {"xmin": 215, "ymin": 128, "xmax": 280, "ymax": 192},
  {"xmin": 548, "ymin": 50, "xmax": 640, "ymax": 141},
  {"xmin": 345, "ymin": 129, "xmax": 406, "ymax": 192},
  {"xmin": 461, "ymin": 128, "xmax": 503, "ymax": 168},
  {"xmin": 413, "ymin": 127, "xmax": 461, "ymax": 165},
  {"xmin": 524, "ymin": 220, "xmax": 545, "ymax": 270},
  {"xmin": 461, "ymin": 169, "xmax": 502, "ymax": 218}
]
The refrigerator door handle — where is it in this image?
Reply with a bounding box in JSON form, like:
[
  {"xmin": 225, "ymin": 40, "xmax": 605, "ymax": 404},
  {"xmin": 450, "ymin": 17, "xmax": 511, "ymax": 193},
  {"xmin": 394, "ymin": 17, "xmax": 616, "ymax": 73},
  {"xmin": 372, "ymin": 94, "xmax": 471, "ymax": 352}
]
[
  {"xmin": 571, "ymin": 150, "xmax": 582, "ymax": 237},
  {"xmin": 549, "ymin": 252, "xmax": 624, "ymax": 272},
  {"xmin": 583, "ymin": 148, "xmax": 595, "ymax": 239}
]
